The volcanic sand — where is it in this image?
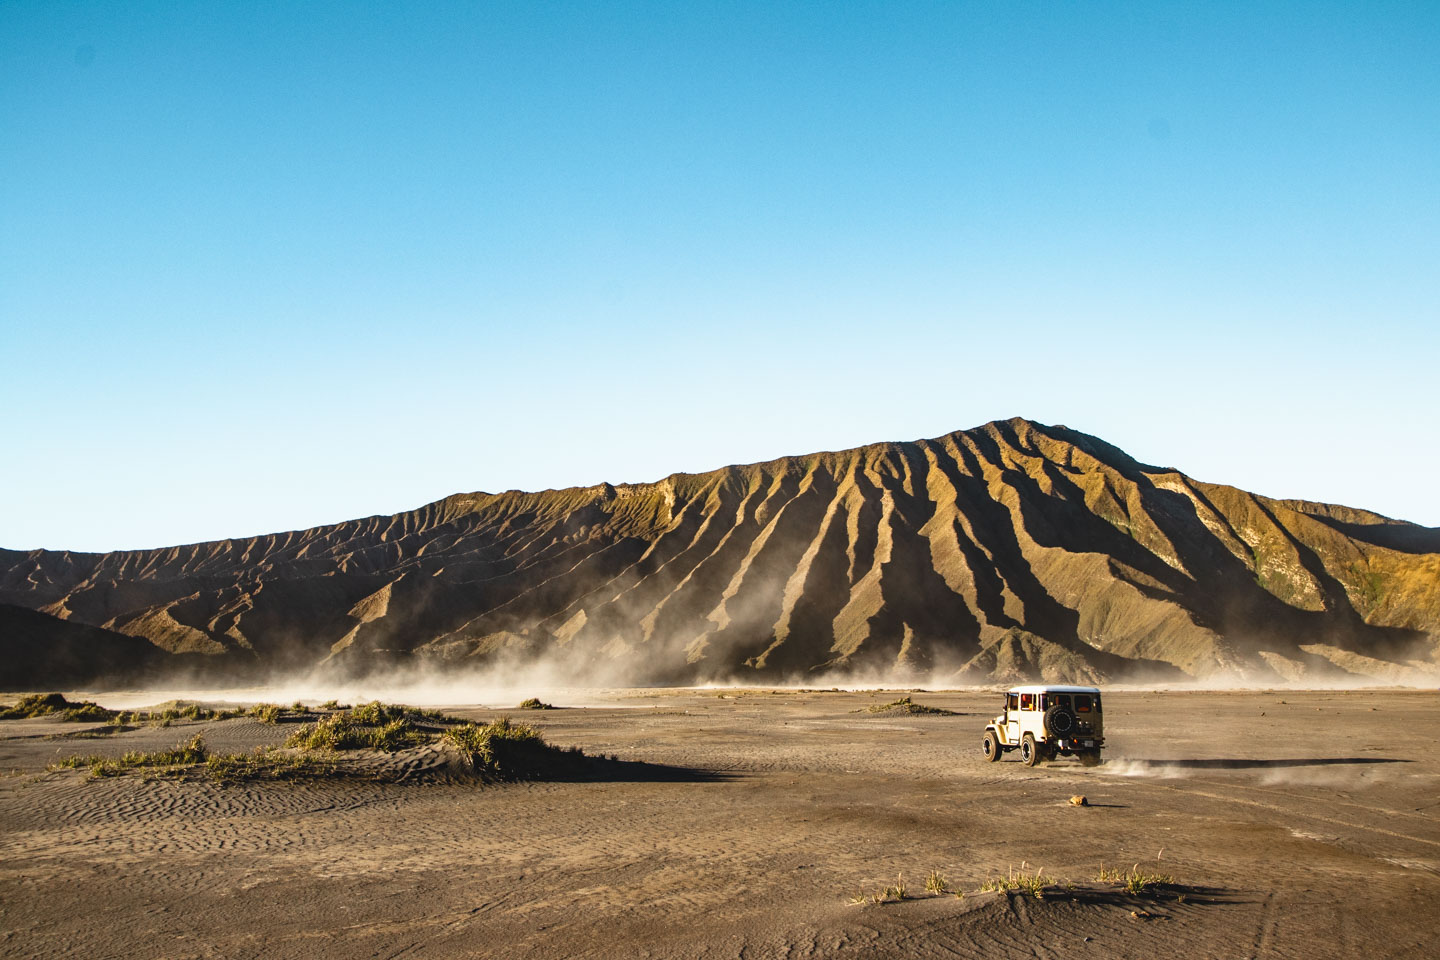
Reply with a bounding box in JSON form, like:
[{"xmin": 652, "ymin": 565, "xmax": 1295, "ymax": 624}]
[{"xmin": 1, "ymin": 689, "xmax": 1437, "ymax": 959}]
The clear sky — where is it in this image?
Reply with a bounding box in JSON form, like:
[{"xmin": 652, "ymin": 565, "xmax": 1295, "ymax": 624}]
[{"xmin": 3, "ymin": 1, "xmax": 1437, "ymax": 551}]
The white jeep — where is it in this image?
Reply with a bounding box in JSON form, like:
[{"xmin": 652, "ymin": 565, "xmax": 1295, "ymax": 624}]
[{"xmin": 981, "ymin": 684, "xmax": 1104, "ymax": 767}]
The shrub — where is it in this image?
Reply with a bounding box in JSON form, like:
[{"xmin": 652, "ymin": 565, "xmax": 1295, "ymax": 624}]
[
  {"xmin": 441, "ymin": 717, "xmax": 553, "ymax": 777},
  {"xmin": 284, "ymin": 714, "xmax": 358, "ymax": 750},
  {"xmin": 367, "ymin": 718, "xmax": 428, "ymax": 751},
  {"xmin": 518, "ymin": 698, "xmax": 555, "ymax": 710},
  {"xmin": 1, "ymin": 693, "xmax": 117, "ymax": 722},
  {"xmin": 249, "ymin": 703, "xmax": 283, "ymax": 724},
  {"xmin": 284, "ymin": 712, "xmax": 428, "ymax": 752}
]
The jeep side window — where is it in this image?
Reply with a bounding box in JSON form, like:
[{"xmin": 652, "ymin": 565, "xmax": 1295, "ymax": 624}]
[
  {"xmin": 1019, "ymin": 693, "xmax": 1035, "ymax": 711},
  {"xmin": 1006, "ymin": 693, "xmax": 1018, "ymax": 715}
]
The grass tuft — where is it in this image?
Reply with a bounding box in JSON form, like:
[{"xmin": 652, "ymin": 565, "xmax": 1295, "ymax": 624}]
[
  {"xmin": 441, "ymin": 716, "xmax": 573, "ymax": 779},
  {"xmin": 517, "ymin": 697, "xmax": 555, "ymax": 710},
  {"xmin": 979, "ymin": 863, "xmax": 1050, "ymax": 899},
  {"xmin": 925, "ymin": 869, "xmax": 949, "ymax": 894},
  {"xmin": 1096, "ymin": 865, "xmax": 1176, "ymax": 895},
  {"xmin": 249, "ymin": 703, "xmax": 283, "ymax": 724}
]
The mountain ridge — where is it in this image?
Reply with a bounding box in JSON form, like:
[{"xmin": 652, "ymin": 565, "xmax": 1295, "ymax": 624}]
[{"xmin": 3, "ymin": 418, "xmax": 1436, "ymax": 689}]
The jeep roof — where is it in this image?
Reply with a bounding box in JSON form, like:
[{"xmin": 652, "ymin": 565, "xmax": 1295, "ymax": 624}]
[{"xmin": 1004, "ymin": 684, "xmax": 1101, "ymax": 695}]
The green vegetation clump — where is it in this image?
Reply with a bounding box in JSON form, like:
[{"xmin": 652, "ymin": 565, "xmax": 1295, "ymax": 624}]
[
  {"xmin": 52, "ymin": 734, "xmax": 209, "ymax": 779},
  {"xmin": 347, "ymin": 700, "xmax": 459, "ymax": 725},
  {"xmin": 367, "ymin": 718, "xmax": 429, "ymax": 751},
  {"xmin": 1, "ymin": 693, "xmax": 117, "ymax": 722},
  {"xmin": 205, "ymin": 747, "xmax": 338, "ymax": 784},
  {"xmin": 59, "ymin": 701, "xmax": 116, "ymax": 721},
  {"xmin": 248, "ymin": 703, "xmax": 283, "ymax": 724},
  {"xmin": 283, "ymin": 713, "xmax": 425, "ymax": 752},
  {"xmin": 442, "ymin": 716, "xmax": 579, "ymax": 778},
  {"xmin": 283, "ymin": 713, "xmax": 355, "ymax": 750},
  {"xmin": 864, "ymin": 696, "xmax": 956, "ymax": 716},
  {"xmin": 109, "ymin": 701, "xmax": 245, "ymax": 725},
  {"xmin": 517, "ymin": 697, "xmax": 555, "ymax": 710},
  {"xmin": 1348, "ymin": 563, "xmax": 1387, "ymax": 612}
]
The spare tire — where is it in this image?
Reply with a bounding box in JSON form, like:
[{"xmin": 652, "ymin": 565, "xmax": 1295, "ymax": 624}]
[{"xmin": 1043, "ymin": 705, "xmax": 1076, "ymax": 738}]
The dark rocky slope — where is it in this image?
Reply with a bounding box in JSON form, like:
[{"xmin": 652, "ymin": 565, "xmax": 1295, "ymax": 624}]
[{"xmin": 3, "ymin": 419, "xmax": 1436, "ymax": 688}]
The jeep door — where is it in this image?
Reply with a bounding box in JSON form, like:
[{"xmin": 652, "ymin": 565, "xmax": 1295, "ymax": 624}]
[
  {"xmin": 1016, "ymin": 692, "xmax": 1037, "ymax": 738},
  {"xmin": 1003, "ymin": 692, "xmax": 1020, "ymax": 743}
]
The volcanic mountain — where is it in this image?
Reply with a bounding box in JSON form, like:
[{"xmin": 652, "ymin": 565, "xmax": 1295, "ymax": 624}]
[{"xmin": 3, "ymin": 418, "xmax": 1437, "ymax": 689}]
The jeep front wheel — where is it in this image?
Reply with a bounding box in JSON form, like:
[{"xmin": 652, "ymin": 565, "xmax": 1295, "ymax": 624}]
[
  {"xmin": 1020, "ymin": 733, "xmax": 1041, "ymax": 767},
  {"xmin": 982, "ymin": 730, "xmax": 1001, "ymax": 762}
]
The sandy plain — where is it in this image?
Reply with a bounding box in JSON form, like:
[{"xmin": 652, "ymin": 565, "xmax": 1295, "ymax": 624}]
[{"xmin": 2, "ymin": 688, "xmax": 1438, "ymax": 959}]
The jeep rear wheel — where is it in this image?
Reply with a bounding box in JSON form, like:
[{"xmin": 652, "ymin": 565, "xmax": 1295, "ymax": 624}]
[
  {"xmin": 1078, "ymin": 750, "xmax": 1101, "ymax": 767},
  {"xmin": 1020, "ymin": 733, "xmax": 1041, "ymax": 767},
  {"xmin": 982, "ymin": 730, "xmax": 1001, "ymax": 762}
]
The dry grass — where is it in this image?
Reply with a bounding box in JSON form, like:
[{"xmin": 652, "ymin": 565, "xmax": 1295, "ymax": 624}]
[
  {"xmin": 979, "ymin": 863, "xmax": 1051, "ymax": 899},
  {"xmin": 862, "ymin": 696, "xmax": 956, "ymax": 716},
  {"xmin": 1096, "ymin": 865, "xmax": 1176, "ymax": 895}
]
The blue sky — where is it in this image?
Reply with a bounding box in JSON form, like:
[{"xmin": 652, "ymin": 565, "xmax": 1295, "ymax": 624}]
[{"xmin": 3, "ymin": 1, "xmax": 1437, "ymax": 551}]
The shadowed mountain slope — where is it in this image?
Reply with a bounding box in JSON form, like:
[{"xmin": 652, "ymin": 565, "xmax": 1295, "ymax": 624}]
[
  {"xmin": 2, "ymin": 419, "xmax": 1436, "ymax": 688},
  {"xmin": 0, "ymin": 603, "xmax": 177, "ymax": 689}
]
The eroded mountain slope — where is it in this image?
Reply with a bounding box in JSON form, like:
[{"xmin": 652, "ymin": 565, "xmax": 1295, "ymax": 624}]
[{"xmin": 2, "ymin": 419, "xmax": 1436, "ymax": 688}]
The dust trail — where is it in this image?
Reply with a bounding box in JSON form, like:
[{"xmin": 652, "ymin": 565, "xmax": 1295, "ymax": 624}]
[
  {"xmin": 1096, "ymin": 759, "xmax": 1193, "ymax": 779},
  {"xmin": 1096, "ymin": 756, "xmax": 1404, "ymax": 787}
]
